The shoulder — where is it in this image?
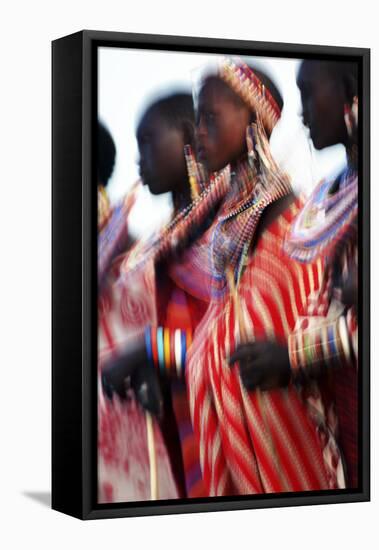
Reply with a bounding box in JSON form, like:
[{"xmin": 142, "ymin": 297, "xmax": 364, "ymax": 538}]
[{"xmin": 255, "ymin": 192, "xmax": 303, "ymax": 244}]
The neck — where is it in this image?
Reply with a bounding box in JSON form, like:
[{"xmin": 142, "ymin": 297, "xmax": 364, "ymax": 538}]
[
  {"xmin": 226, "ymin": 155, "xmax": 260, "ymax": 208},
  {"xmin": 230, "ymin": 154, "xmax": 257, "ymax": 184},
  {"xmin": 346, "ymin": 142, "xmax": 358, "ymax": 172},
  {"xmin": 230, "ymin": 152, "xmax": 249, "ymax": 173},
  {"xmin": 172, "ymin": 181, "xmax": 192, "ymax": 213}
]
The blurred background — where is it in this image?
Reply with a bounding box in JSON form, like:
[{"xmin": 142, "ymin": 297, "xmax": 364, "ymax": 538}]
[{"xmin": 99, "ymin": 47, "xmax": 346, "ymax": 240}]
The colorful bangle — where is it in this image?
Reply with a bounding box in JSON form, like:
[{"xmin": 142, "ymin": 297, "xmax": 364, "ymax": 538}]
[
  {"xmin": 313, "ymin": 327, "xmax": 323, "ymax": 365},
  {"xmin": 181, "ymin": 330, "xmax": 187, "ymax": 375},
  {"xmin": 288, "ymin": 333, "xmax": 299, "ymax": 373},
  {"xmin": 298, "ymin": 330, "xmax": 307, "ymax": 372},
  {"xmin": 339, "ymin": 315, "xmax": 351, "ymax": 364},
  {"xmin": 334, "ymin": 319, "xmax": 345, "ymax": 368},
  {"xmin": 164, "ymin": 327, "xmax": 171, "ymax": 374},
  {"xmin": 186, "ymin": 330, "xmax": 192, "ymax": 352},
  {"xmin": 170, "ymin": 328, "xmax": 176, "ymax": 373},
  {"xmin": 175, "ymin": 329, "xmax": 182, "ymax": 378},
  {"xmin": 291, "ymin": 316, "xmax": 352, "ymax": 377},
  {"xmin": 145, "ymin": 327, "xmax": 153, "ymax": 367},
  {"xmin": 321, "ymin": 323, "xmax": 330, "ymax": 366},
  {"xmin": 157, "ymin": 327, "xmax": 165, "ymax": 375},
  {"xmin": 303, "ymin": 332, "xmax": 313, "ymax": 366},
  {"xmin": 151, "ymin": 326, "xmax": 159, "ymax": 368},
  {"xmin": 327, "ymin": 324, "xmax": 338, "ymax": 360},
  {"xmin": 146, "ymin": 327, "xmax": 192, "ymax": 379}
]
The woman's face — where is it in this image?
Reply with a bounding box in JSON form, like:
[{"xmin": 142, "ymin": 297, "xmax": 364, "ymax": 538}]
[
  {"xmin": 137, "ymin": 109, "xmax": 187, "ymax": 195},
  {"xmin": 297, "ymin": 61, "xmax": 348, "ymax": 150},
  {"xmin": 196, "ymin": 78, "xmax": 251, "ymax": 173}
]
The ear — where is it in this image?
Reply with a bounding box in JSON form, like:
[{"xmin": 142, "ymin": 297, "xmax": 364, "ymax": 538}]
[{"xmin": 343, "ymin": 72, "xmax": 358, "ymax": 104}]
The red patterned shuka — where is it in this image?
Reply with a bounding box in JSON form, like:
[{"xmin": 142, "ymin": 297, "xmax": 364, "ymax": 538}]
[
  {"xmin": 98, "ymin": 169, "xmax": 231, "ymax": 503},
  {"xmin": 98, "ymin": 182, "xmax": 139, "ymax": 290},
  {"xmin": 285, "ymin": 168, "xmax": 359, "ymax": 488},
  {"xmin": 186, "ymin": 199, "xmax": 342, "ymax": 496},
  {"xmin": 98, "ymin": 260, "xmax": 180, "ymax": 503},
  {"xmin": 98, "ymin": 183, "xmax": 179, "ymax": 503}
]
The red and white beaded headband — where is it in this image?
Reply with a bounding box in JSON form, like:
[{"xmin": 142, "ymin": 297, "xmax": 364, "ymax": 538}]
[{"xmin": 218, "ymin": 57, "xmax": 282, "ymax": 133}]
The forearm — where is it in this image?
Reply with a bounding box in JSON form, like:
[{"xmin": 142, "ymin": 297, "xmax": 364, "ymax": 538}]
[
  {"xmin": 145, "ymin": 326, "xmax": 192, "ymax": 380},
  {"xmin": 288, "ymin": 313, "xmax": 356, "ymax": 379}
]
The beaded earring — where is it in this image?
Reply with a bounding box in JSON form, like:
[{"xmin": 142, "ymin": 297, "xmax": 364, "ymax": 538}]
[
  {"xmin": 184, "ymin": 144, "xmax": 202, "ymax": 201},
  {"xmin": 344, "ymin": 104, "xmax": 353, "ymax": 137},
  {"xmin": 246, "ymin": 123, "xmax": 257, "ymax": 170},
  {"xmin": 344, "ymin": 96, "xmax": 358, "ymax": 138},
  {"xmin": 352, "ymin": 95, "xmax": 358, "ymax": 128},
  {"xmin": 98, "ymin": 184, "xmax": 111, "ymax": 230},
  {"xmin": 344, "ymin": 96, "xmax": 358, "ymax": 167}
]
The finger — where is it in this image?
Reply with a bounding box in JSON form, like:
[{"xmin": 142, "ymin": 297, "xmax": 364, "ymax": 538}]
[
  {"xmin": 229, "ymin": 343, "xmax": 263, "ymax": 365},
  {"xmin": 240, "ymin": 371, "xmax": 261, "ymax": 391},
  {"xmin": 239, "ymin": 357, "xmax": 271, "ymax": 389},
  {"xmin": 239, "ymin": 365, "xmax": 263, "ymax": 391},
  {"xmin": 260, "ymin": 377, "xmax": 279, "ymax": 392},
  {"xmin": 246, "ymin": 358, "xmax": 281, "ymax": 392},
  {"xmin": 238, "ymin": 356, "xmax": 265, "ymax": 376}
]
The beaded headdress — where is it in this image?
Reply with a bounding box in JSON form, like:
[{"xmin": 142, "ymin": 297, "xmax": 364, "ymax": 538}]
[{"xmin": 218, "ymin": 57, "xmax": 282, "ymax": 134}]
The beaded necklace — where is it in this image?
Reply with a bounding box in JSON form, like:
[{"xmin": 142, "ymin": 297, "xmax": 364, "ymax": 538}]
[
  {"xmin": 209, "ymin": 117, "xmax": 292, "ymax": 298},
  {"xmin": 285, "ymin": 166, "xmax": 358, "ymax": 264},
  {"xmin": 119, "ymin": 165, "xmax": 231, "ymax": 281}
]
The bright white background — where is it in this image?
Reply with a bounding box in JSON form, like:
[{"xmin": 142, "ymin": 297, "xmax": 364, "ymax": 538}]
[
  {"xmin": 1, "ymin": 1, "xmax": 377, "ymax": 549},
  {"xmin": 99, "ymin": 49, "xmax": 345, "ymax": 239}
]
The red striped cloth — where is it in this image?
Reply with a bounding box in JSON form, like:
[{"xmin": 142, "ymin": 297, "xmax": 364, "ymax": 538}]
[
  {"xmin": 186, "ymin": 199, "xmax": 341, "ymax": 495},
  {"xmin": 161, "ymin": 285, "xmax": 208, "ymax": 498},
  {"xmin": 289, "ymin": 238, "xmax": 358, "ymax": 488}
]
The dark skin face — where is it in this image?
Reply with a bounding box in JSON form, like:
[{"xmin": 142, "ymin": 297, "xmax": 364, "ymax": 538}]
[
  {"xmin": 136, "ymin": 109, "xmax": 189, "ymax": 196},
  {"xmin": 196, "ymin": 78, "xmax": 252, "ymax": 173},
  {"xmin": 228, "ymin": 62, "xmax": 357, "ymax": 395},
  {"xmin": 103, "ymin": 81, "xmax": 292, "ymax": 408},
  {"xmin": 297, "ymin": 61, "xmax": 349, "ymax": 150},
  {"xmin": 102, "ymin": 110, "xmax": 193, "ymax": 416}
]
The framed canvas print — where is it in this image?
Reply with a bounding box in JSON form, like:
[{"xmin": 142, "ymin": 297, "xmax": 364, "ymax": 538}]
[{"xmin": 52, "ymin": 30, "xmax": 370, "ymax": 519}]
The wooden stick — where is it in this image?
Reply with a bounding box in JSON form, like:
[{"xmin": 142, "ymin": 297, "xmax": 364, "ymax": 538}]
[{"xmin": 146, "ymin": 411, "xmax": 158, "ymax": 500}]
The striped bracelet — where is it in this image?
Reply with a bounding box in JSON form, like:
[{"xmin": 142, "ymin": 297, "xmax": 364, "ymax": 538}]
[
  {"xmin": 145, "ymin": 326, "xmax": 192, "ymax": 379},
  {"xmin": 288, "ymin": 316, "xmax": 352, "ymax": 376}
]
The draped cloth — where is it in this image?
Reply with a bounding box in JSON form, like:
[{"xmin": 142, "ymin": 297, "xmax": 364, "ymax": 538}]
[
  {"xmin": 98, "ymin": 261, "xmax": 179, "ymax": 502},
  {"xmin": 98, "ymin": 170, "xmax": 231, "ymax": 503},
  {"xmin": 98, "ymin": 182, "xmax": 139, "ymax": 290},
  {"xmin": 186, "ymin": 200, "xmax": 338, "ymax": 496},
  {"xmin": 97, "ymin": 179, "xmax": 180, "ymax": 502},
  {"xmin": 285, "ymin": 168, "xmax": 359, "ymax": 488}
]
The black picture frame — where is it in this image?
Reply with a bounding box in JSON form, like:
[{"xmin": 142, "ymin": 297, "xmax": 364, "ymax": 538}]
[{"xmin": 52, "ymin": 30, "xmax": 370, "ymax": 520}]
